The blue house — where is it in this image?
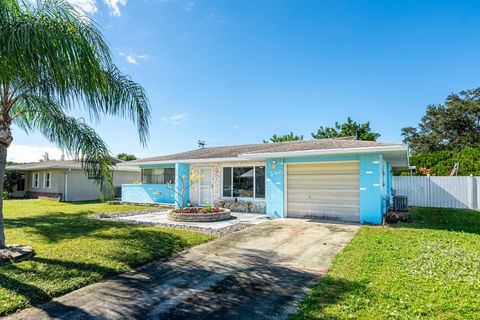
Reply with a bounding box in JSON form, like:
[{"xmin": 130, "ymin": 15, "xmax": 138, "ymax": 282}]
[{"xmin": 121, "ymin": 138, "xmax": 409, "ymax": 224}]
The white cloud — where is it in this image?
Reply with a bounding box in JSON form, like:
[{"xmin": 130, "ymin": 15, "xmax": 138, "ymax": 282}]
[
  {"xmin": 7, "ymin": 145, "xmax": 67, "ymax": 163},
  {"xmin": 119, "ymin": 52, "xmax": 150, "ymax": 64},
  {"xmin": 125, "ymin": 54, "xmax": 137, "ymax": 64},
  {"xmin": 206, "ymin": 12, "xmax": 224, "ymax": 24},
  {"xmin": 184, "ymin": 1, "xmax": 195, "ymax": 12},
  {"xmin": 67, "ymin": 0, "xmax": 98, "ymax": 14},
  {"xmin": 61, "ymin": 0, "xmax": 126, "ymax": 17},
  {"xmin": 160, "ymin": 113, "xmax": 187, "ymax": 125},
  {"xmin": 104, "ymin": 0, "xmax": 127, "ymax": 16}
]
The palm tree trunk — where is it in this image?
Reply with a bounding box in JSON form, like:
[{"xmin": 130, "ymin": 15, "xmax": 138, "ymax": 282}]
[{"xmin": 0, "ymin": 145, "xmax": 7, "ymax": 248}]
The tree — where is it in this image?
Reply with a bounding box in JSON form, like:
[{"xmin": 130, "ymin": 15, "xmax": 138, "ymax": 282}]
[
  {"xmin": 117, "ymin": 153, "xmax": 138, "ymax": 161},
  {"xmin": 311, "ymin": 117, "xmax": 380, "ymax": 141},
  {"xmin": 263, "ymin": 132, "xmax": 303, "ymax": 143},
  {"xmin": 402, "ymin": 88, "xmax": 480, "ymax": 153},
  {"xmin": 408, "ymin": 147, "xmax": 480, "ymax": 176},
  {"xmin": 40, "ymin": 152, "xmax": 50, "ymax": 162},
  {"xmin": 3, "ymin": 170, "xmax": 19, "ymax": 195},
  {"xmin": 154, "ymin": 173, "xmax": 203, "ymax": 211},
  {"xmin": 0, "ymin": 1, "xmax": 150, "ymax": 248},
  {"xmin": 3, "ymin": 162, "xmax": 19, "ymax": 197}
]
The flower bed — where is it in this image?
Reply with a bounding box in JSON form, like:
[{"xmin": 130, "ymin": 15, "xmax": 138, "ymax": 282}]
[{"xmin": 167, "ymin": 207, "xmax": 232, "ymax": 222}]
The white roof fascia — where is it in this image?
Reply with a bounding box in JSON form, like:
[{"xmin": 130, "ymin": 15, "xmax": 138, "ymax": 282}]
[
  {"xmin": 122, "ymin": 146, "xmax": 408, "ymax": 167},
  {"xmin": 122, "ymin": 157, "xmax": 257, "ymax": 167},
  {"xmin": 240, "ymin": 145, "xmax": 408, "ymax": 159}
]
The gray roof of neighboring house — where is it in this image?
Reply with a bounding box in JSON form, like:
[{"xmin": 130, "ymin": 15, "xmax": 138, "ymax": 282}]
[
  {"xmin": 6, "ymin": 160, "xmax": 139, "ymax": 171},
  {"xmin": 130, "ymin": 138, "xmax": 405, "ymax": 163}
]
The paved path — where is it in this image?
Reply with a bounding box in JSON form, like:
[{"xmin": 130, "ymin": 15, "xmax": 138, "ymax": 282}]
[{"xmin": 5, "ymin": 219, "xmax": 359, "ymax": 320}]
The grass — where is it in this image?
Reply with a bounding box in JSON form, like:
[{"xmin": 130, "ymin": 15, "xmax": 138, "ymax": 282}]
[
  {"xmin": 292, "ymin": 207, "xmax": 480, "ymax": 320},
  {"xmin": 0, "ymin": 200, "xmax": 213, "ymax": 316}
]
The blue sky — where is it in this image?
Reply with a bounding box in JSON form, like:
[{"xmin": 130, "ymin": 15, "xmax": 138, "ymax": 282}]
[{"xmin": 9, "ymin": 0, "xmax": 480, "ymax": 161}]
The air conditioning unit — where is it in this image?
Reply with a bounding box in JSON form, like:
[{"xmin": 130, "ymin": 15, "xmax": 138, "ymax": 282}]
[{"xmin": 393, "ymin": 195, "xmax": 408, "ymax": 212}]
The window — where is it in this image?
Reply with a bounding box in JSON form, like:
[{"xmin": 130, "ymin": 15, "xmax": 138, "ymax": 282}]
[
  {"xmin": 44, "ymin": 172, "xmax": 52, "ymax": 188},
  {"xmin": 17, "ymin": 174, "xmax": 25, "ymax": 191},
  {"xmin": 222, "ymin": 166, "xmax": 265, "ymax": 199},
  {"xmin": 32, "ymin": 173, "xmax": 39, "ymax": 188},
  {"xmin": 142, "ymin": 168, "xmax": 176, "ymax": 184},
  {"xmin": 87, "ymin": 173, "xmax": 101, "ymax": 180}
]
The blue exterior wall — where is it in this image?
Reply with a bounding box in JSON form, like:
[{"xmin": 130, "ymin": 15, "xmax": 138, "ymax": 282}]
[
  {"xmin": 385, "ymin": 162, "xmax": 392, "ymax": 209},
  {"xmin": 265, "ymin": 153, "xmax": 390, "ymax": 225},
  {"xmin": 175, "ymin": 163, "xmax": 190, "ymax": 208},
  {"xmin": 123, "ymin": 154, "xmax": 393, "ymax": 225},
  {"xmin": 359, "ymin": 154, "xmax": 383, "ymax": 224},
  {"xmin": 266, "ymin": 158, "xmax": 285, "ymax": 218},
  {"xmin": 122, "ymin": 184, "xmax": 175, "ymax": 204},
  {"xmin": 122, "ymin": 163, "xmax": 187, "ymax": 207}
]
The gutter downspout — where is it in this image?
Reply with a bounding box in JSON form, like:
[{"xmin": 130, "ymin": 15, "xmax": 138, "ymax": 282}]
[{"xmin": 64, "ymin": 169, "xmax": 71, "ymax": 201}]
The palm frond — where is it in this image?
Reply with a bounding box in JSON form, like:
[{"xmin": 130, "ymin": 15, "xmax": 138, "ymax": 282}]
[
  {"xmin": 1, "ymin": 0, "xmax": 151, "ymax": 144},
  {"xmin": 12, "ymin": 96, "xmax": 115, "ymax": 199}
]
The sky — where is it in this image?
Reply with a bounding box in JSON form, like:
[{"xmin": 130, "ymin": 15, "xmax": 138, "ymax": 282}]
[{"xmin": 8, "ymin": 0, "xmax": 480, "ymax": 162}]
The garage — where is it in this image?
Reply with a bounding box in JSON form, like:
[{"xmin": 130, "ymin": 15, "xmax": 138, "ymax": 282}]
[{"xmin": 286, "ymin": 161, "xmax": 360, "ymax": 222}]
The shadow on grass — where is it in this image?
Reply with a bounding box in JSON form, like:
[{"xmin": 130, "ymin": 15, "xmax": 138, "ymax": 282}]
[
  {"xmin": 0, "ymin": 272, "xmax": 107, "ymax": 319},
  {"xmin": 0, "ymin": 210, "xmax": 208, "ymax": 316},
  {"xmin": 3, "ymin": 248, "xmax": 353, "ymax": 320},
  {"xmin": 5, "ymin": 212, "xmax": 111, "ymax": 243},
  {"xmin": 0, "ymin": 258, "xmax": 117, "ymax": 318},
  {"xmin": 398, "ymin": 207, "xmax": 480, "ymax": 235},
  {"xmin": 0, "ymin": 228, "xmax": 193, "ymax": 315},
  {"xmin": 291, "ymin": 276, "xmax": 368, "ymax": 320}
]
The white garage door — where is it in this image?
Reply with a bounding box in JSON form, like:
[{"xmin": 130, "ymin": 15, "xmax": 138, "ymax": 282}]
[{"xmin": 286, "ymin": 161, "xmax": 360, "ymax": 222}]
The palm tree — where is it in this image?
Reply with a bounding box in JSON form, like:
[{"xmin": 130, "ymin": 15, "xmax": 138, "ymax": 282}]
[{"xmin": 0, "ymin": 0, "xmax": 151, "ymax": 248}]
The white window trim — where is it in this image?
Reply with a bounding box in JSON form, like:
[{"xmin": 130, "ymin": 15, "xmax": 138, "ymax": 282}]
[
  {"xmin": 141, "ymin": 168, "xmax": 176, "ymax": 184},
  {"xmin": 44, "ymin": 172, "xmax": 52, "ymax": 189},
  {"xmin": 32, "ymin": 173, "xmax": 40, "ymax": 188},
  {"xmin": 220, "ymin": 165, "xmax": 266, "ymax": 200}
]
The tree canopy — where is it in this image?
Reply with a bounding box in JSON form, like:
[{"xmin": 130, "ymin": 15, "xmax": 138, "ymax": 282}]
[
  {"xmin": 263, "ymin": 132, "xmax": 303, "ymax": 143},
  {"xmin": 402, "ymin": 88, "xmax": 480, "ymax": 153},
  {"xmin": 117, "ymin": 153, "xmax": 138, "ymax": 161},
  {"xmin": 407, "ymin": 147, "xmax": 480, "ymax": 176},
  {"xmin": 0, "ymin": 0, "xmax": 151, "ymax": 248},
  {"xmin": 311, "ymin": 117, "xmax": 380, "ymax": 141}
]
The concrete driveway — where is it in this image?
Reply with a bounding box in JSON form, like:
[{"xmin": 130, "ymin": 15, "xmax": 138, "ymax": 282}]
[{"xmin": 5, "ymin": 219, "xmax": 359, "ymax": 320}]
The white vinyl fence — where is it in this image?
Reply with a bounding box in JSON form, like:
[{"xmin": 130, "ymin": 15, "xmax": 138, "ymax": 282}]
[{"xmin": 392, "ymin": 176, "xmax": 480, "ymax": 209}]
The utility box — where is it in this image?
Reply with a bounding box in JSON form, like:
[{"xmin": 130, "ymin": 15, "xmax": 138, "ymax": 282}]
[{"xmin": 393, "ymin": 195, "xmax": 408, "ymax": 212}]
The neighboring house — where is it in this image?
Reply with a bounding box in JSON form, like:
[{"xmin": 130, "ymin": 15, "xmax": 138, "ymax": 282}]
[
  {"xmin": 7, "ymin": 160, "xmax": 140, "ymax": 202},
  {"xmin": 121, "ymin": 138, "xmax": 409, "ymax": 224}
]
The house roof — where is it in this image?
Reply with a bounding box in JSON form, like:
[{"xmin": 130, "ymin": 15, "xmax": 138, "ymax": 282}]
[
  {"xmin": 6, "ymin": 160, "xmax": 139, "ymax": 172},
  {"xmin": 128, "ymin": 138, "xmax": 409, "ymax": 168}
]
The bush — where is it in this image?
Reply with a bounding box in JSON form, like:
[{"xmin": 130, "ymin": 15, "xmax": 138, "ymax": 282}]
[
  {"xmin": 2, "ymin": 191, "xmax": 8, "ymax": 200},
  {"xmin": 409, "ymin": 147, "xmax": 480, "ymax": 176}
]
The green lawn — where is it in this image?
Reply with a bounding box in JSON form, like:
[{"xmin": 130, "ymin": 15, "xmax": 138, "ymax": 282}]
[
  {"xmin": 292, "ymin": 208, "xmax": 480, "ymax": 320},
  {"xmin": 0, "ymin": 200, "xmax": 213, "ymax": 316}
]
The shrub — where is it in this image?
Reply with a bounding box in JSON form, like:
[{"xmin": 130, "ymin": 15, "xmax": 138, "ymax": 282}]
[{"xmin": 409, "ymin": 147, "xmax": 480, "ymax": 176}]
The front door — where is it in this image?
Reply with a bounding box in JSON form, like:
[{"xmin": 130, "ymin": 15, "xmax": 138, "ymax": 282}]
[{"xmin": 198, "ymin": 167, "xmax": 213, "ymax": 206}]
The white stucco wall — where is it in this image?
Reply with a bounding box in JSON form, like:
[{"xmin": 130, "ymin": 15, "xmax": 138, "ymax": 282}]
[
  {"xmin": 189, "ymin": 161, "xmax": 266, "ymax": 210},
  {"xmin": 11, "ymin": 169, "xmax": 139, "ymax": 201},
  {"xmin": 65, "ymin": 169, "xmax": 140, "ymax": 201}
]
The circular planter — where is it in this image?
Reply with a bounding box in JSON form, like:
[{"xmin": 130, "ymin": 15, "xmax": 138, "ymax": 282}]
[{"xmin": 167, "ymin": 208, "xmax": 232, "ymax": 222}]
